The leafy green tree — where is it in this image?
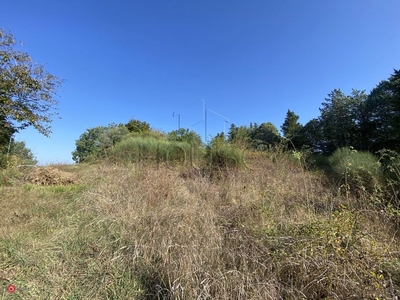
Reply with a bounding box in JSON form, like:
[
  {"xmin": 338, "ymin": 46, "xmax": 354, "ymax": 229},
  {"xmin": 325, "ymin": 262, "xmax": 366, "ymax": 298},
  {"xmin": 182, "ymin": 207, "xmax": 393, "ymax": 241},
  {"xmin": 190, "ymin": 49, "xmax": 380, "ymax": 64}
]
[
  {"xmin": 167, "ymin": 128, "xmax": 203, "ymax": 146},
  {"xmin": 125, "ymin": 119, "xmax": 151, "ymax": 133},
  {"xmin": 251, "ymin": 122, "xmax": 281, "ymax": 148},
  {"xmin": 9, "ymin": 140, "xmax": 37, "ymax": 165},
  {"xmin": 0, "ymin": 29, "xmax": 63, "ymax": 138},
  {"xmin": 362, "ymin": 80, "xmax": 394, "ymax": 151},
  {"xmin": 72, "ymin": 124, "xmax": 129, "ymax": 163},
  {"xmin": 360, "ymin": 70, "xmax": 400, "ymax": 152},
  {"xmin": 298, "ymin": 118, "xmax": 326, "ymax": 153},
  {"xmin": 318, "ymin": 89, "xmax": 366, "ymax": 154}
]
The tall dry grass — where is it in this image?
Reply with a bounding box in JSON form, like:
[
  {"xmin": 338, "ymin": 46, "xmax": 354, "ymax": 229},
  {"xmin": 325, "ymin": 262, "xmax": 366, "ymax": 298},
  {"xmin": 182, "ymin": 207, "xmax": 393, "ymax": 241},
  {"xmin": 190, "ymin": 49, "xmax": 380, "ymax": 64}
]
[{"xmin": 1, "ymin": 155, "xmax": 399, "ymax": 299}]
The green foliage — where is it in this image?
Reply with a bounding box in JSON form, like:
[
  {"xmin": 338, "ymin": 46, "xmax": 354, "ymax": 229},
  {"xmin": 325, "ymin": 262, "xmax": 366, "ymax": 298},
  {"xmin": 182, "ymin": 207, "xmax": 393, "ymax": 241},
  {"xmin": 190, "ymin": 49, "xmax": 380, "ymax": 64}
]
[
  {"xmin": 328, "ymin": 147, "xmax": 384, "ymax": 197},
  {"xmin": 110, "ymin": 136, "xmax": 204, "ymax": 165},
  {"xmin": 124, "ymin": 128, "xmax": 167, "ymax": 140},
  {"xmin": 206, "ymin": 143, "xmax": 245, "ymax": 170},
  {"xmin": 0, "ymin": 155, "xmax": 24, "ymax": 185},
  {"xmin": 0, "ymin": 28, "xmax": 63, "ymax": 137},
  {"xmin": 72, "ymin": 124, "xmax": 129, "ymax": 163},
  {"xmin": 281, "ymin": 109, "xmax": 302, "ymax": 136},
  {"xmin": 388, "ymin": 69, "xmax": 400, "ymax": 146},
  {"xmin": 167, "ymin": 128, "xmax": 203, "ymax": 146},
  {"xmin": 377, "ymin": 149, "xmax": 400, "ymax": 205},
  {"xmin": 9, "ymin": 140, "xmax": 37, "ymax": 165},
  {"xmin": 0, "ymin": 140, "xmax": 37, "ymax": 171},
  {"xmin": 378, "ymin": 149, "xmax": 400, "ymax": 183},
  {"xmin": 362, "ymin": 80, "xmax": 397, "ymax": 152},
  {"xmin": 287, "ymin": 147, "xmax": 314, "ymax": 169},
  {"xmin": 288, "ymin": 70, "xmax": 400, "ymax": 154},
  {"xmin": 319, "ymin": 89, "xmax": 367, "ymax": 154},
  {"xmin": 228, "ymin": 124, "xmax": 252, "ymax": 149},
  {"xmin": 209, "ymin": 132, "xmax": 227, "ymax": 148},
  {"xmin": 281, "ymin": 110, "xmax": 305, "ymax": 150},
  {"xmin": 251, "ymin": 122, "xmax": 281, "ymax": 149},
  {"xmin": 125, "ymin": 118, "xmax": 151, "ymax": 133}
]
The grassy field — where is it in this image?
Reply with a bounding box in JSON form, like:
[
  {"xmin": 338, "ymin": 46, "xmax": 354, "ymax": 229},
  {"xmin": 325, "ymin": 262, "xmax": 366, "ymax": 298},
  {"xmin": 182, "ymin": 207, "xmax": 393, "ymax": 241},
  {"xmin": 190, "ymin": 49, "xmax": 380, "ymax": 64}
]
[{"xmin": 1, "ymin": 153, "xmax": 399, "ymax": 299}]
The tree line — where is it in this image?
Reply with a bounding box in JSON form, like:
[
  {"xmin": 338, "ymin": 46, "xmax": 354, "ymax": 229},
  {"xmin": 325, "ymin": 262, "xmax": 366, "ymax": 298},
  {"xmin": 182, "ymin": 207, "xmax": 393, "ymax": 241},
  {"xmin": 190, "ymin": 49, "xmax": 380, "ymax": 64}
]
[
  {"xmin": 228, "ymin": 69, "xmax": 400, "ymax": 155},
  {"xmin": 1, "ymin": 28, "xmax": 399, "ymax": 166}
]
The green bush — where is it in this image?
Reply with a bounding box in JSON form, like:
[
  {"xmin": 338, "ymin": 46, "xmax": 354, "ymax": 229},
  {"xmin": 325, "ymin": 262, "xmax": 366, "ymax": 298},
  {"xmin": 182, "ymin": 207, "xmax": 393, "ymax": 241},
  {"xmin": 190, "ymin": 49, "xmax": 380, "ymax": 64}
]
[
  {"xmin": 328, "ymin": 147, "xmax": 384, "ymax": 196},
  {"xmin": 206, "ymin": 144, "xmax": 245, "ymax": 169}
]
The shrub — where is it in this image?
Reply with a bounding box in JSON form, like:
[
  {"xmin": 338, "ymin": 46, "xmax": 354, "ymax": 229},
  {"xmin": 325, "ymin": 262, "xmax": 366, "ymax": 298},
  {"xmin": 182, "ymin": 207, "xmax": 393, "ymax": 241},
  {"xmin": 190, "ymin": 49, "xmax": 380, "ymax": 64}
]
[
  {"xmin": 328, "ymin": 147, "xmax": 384, "ymax": 197},
  {"xmin": 206, "ymin": 144, "xmax": 245, "ymax": 170}
]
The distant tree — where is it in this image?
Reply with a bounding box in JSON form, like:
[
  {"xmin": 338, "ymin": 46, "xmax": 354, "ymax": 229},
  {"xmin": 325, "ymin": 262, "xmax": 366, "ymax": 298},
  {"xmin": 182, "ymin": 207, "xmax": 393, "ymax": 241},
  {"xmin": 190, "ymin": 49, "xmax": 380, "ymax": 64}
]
[
  {"xmin": 227, "ymin": 123, "xmax": 238, "ymax": 143},
  {"xmin": 98, "ymin": 123, "xmax": 129, "ymax": 150},
  {"xmin": 361, "ymin": 70, "xmax": 400, "ymax": 152},
  {"xmin": 361, "ymin": 80, "xmax": 393, "ymax": 151},
  {"xmin": 125, "ymin": 119, "xmax": 150, "ymax": 133},
  {"xmin": 251, "ymin": 122, "xmax": 281, "ymax": 148},
  {"xmin": 281, "ymin": 110, "xmax": 301, "ymax": 138},
  {"xmin": 0, "ymin": 29, "xmax": 63, "ymax": 139},
  {"xmin": 298, "ymin": 118, "xmax": 326, "ymax": 153},
  {"xmin": 318, "ymin": 89, "xmax": 366, "ymax": 154},
  {"xmin": 9, "ymin": 140, "xmax": 37, "ymax": 165},
  {"xmin": 388, "ymin": 69, "xmax": 400, "ymax": 150},
  {"xmin": 167, "ymin": 128, "xmax": 203, "ymax": 146},
  {"xmin": 72, "ymin": 124, "xmax": 128, "ymax": 163},
  {"xmin": 228, "ymin": 123, "xmax": 252, "ymax": 149},
  {"xmin": 281, "ymin": 110, "xmax": 303, "ymax": 149}
]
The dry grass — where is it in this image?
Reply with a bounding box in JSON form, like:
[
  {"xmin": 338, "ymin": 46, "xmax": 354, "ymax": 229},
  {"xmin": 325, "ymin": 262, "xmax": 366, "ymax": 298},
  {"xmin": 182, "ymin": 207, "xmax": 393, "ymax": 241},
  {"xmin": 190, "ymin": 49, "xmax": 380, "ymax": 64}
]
[{"xmin": 0, "ymin": 155, "xmax": 399, "ymax": 299}]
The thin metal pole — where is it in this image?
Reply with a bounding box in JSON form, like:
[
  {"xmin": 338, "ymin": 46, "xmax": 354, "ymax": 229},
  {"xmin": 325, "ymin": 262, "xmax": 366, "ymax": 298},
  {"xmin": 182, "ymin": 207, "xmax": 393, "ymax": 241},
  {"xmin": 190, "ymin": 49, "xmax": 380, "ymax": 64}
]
[
  {"xmin": 205, "ymin": 109, "xmax": 230, "ymax": 142},
  {"xmin": 224, "ymin": 120, "xmax": 230, "ymax": 136},
  {"xmin": 172, "ymin": 112, "xmax": 180, "ymax": 130},
  {"xmin": 205, "ymin": 109, "xmax": 207, "ymax": 142},
  {"xmin": 172, "ymin": 99, "xmax": 205, "ymax": 131}
]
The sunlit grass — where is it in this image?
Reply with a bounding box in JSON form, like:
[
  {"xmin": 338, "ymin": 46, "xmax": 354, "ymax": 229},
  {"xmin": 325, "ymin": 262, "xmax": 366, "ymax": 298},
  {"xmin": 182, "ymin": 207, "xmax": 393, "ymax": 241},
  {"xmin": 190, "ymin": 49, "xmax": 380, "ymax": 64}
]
[{"xmin": 0, "ymin": 157, "xmax": 399, "ymax": 299}]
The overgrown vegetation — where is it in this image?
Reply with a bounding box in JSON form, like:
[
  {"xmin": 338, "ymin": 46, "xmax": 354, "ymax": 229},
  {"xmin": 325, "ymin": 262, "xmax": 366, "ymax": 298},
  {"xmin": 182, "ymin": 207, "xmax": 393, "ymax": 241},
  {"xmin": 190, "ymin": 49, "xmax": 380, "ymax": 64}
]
[
  {"xmin": 1, "ymin": 149, "xmax": 400, "ymax": 299},
  {"xmin": 1, "ymin": 28, "xmax": 400, "ymax": 298},
  {"xmin": 109, "ymin": 136, "xmax": 205, "ymax": 167},
  {"xmin": 328, "ymin": 147, "xmax": 385, "ymax": 199}
]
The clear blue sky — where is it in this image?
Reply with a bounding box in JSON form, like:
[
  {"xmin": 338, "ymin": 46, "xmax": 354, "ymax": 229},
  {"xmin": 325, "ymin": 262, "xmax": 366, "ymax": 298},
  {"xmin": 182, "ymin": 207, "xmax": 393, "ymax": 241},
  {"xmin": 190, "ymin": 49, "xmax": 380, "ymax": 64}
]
[{"xmin": 2, "ymin": 0, "xmax": 399, "ymax": 164}]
